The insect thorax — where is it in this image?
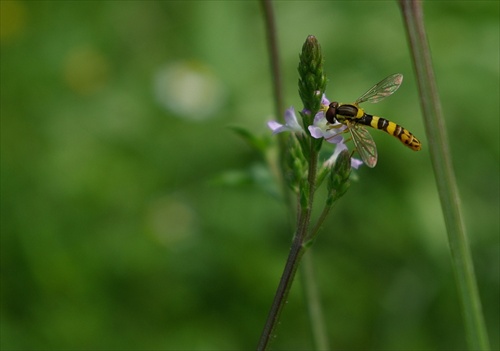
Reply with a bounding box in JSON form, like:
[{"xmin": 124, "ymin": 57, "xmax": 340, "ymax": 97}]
[
  {"xmin": 326, "ymin": 103, "xmax": 361, "ymax": 124},
  {"xmin": 337, "ymin": 104, "xmax": 361, "ymax": 119}
]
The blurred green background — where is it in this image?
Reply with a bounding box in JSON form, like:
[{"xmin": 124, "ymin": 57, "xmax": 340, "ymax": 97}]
[{"xmin": 1, "ymin": 1, "xmax": 498, "ymax": 350}]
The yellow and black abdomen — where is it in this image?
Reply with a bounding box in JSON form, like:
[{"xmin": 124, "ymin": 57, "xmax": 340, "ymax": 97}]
[{"xmin": 358, "ymin": 114, "xmax": 422, "ymax": 151}]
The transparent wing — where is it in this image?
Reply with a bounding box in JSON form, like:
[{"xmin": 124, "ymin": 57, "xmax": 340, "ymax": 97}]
[
  {"xmin": 355, "ymin": 73, "xmax": 403, "ymax": 104},
  {"xmin": 348, "ymin": 122, "xmax": 378, "ymax": 168}
]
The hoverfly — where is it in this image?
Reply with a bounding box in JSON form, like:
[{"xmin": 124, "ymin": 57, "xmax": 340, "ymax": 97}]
[{"xmin": 326, "ymin": 73, "xmax": 421, "ymax": 168}]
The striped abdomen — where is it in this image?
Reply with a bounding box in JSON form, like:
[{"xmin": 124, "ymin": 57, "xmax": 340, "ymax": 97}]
[{"xmin": 358, "ymin": 114, "xmax": 421, "ymax": 151}]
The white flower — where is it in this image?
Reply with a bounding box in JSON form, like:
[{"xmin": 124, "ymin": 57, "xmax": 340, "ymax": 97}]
[
  {"xmin": 267, "ymin": 107, "xmax": 304, "ymax": 135},
  {"xmin": 326, "ymin": 140, "xmax": 363, "ymax": 169},
  {"xmin": 308, "ymin": 95, "xmax": 345, "ymax": 144}
]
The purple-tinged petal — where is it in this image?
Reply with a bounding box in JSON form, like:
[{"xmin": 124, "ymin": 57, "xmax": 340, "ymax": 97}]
[
  {"xmin": 267, "ymin": 120, "xmax": 285, "ymax": 134},
  {"xmin": 313, "ymin": 110, "xmax": 327, "ymax": 125},
  {"xmin": 308, "ymin": 125, "xmax": 325, "ymax": 139},
  {"xmin": 267, "ymin": 107, "xmax": 304, "ymax": 135},
  {"xmin": 336, "ymin": 141, "xmax": 363, "ymax": 169},
  {"xmin": 332, "ymin": 140, "xmax": 348, "ymax": 158},
  {"xmin": 350, "ymin": 158, "xmax": 364, "ymax": 169},
  {"xmin": 301, "ymin": 108, "xmax": 311, "ymax": 117},
  {"xmin": 321, "ymin": 94, "xmax": 330, "ymax": 106},
  {"xmin": 308, "ymin": 107, "xmax": 344, "ymax": 144},
  {"xmin": 323, "ymin": 130, "xmax": 344, "ymax": 144},
  {"xmin": 283, "ymin": 107, "xmax": 303, "ymax": 131},
  {"xmin": 325, "ymin": 140, "xmax": 363, "ymax": 169}
]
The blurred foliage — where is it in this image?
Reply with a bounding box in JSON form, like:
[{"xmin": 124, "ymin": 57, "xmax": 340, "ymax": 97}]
[{"xmin": 1, "ymin": 1, "xmax": 498, "ymax": 350}]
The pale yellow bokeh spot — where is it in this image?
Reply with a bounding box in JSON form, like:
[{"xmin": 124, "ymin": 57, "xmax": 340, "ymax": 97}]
[
  {"xmin": 145, "ymin": 196, "xmax": 198, "ymax": 249},
  {"xmin": 0, "ymin": 1, "xmax": 26, "ymax": 43},
  {"xmin": 63, "ymin": 46, "xmax": 110, "ymax": 95},
  {"xmin": 153, "ymin": 61, "xmax": 226, "ymax": 121}
]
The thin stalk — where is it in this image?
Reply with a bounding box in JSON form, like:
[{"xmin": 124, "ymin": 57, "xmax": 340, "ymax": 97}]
[
  {"xmin": 257, "ymin": 142, "xmax": 320, "ymax": 350},
  {"xmin": 260, "ymin": 0, "xmax": 293, "ymax": 219},
  {"xmin": 257, "ymin": 225, "xmax": 308, "ymax": 351},
  {"xmin": 260, "ymin": 0, "xmax": 284, "ymax": 122},
  {"xmin": 259, "ymin": 5, "xmax": 329, "ymax": 349},
  {"xmin": 301, "ymin": 251, "xmax": 330, "ymax": 351},
  {"xmin": 300, "ymin": 147, "xmax": 330, "ymax": 350},
  {"xmin": 308, "ymin": 204, "xmax": 334, "ymax": 244},
  {"xmin": 399, "ymin": 1, "xmax": 489, "ymax": 349}
]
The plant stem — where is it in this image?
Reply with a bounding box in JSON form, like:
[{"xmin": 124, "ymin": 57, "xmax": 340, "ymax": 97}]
[
  {"xmin": 260, "ymin": 0, "xmax": 284, "ymax": 122},
  {"xmin": 301, "ymin": 251, "xmax": 330, "ymax": 350},
  {"xmin": 308, "ymin": 203, "xmax": 334, "ymax": 244},
  {"xmin": 260, "ymin": 0, "xmax": 293, "ymax": 220},
  {"xmin": 257, "ymin": 139, "xmax": 320, "ymax": 350},
  {"xmin": 257, "ymin": 225, "xmax": 307, "ymax": 351},
  {"xmin": 399, "ymin": 1, "xmax": 489, "ymax": 349}
]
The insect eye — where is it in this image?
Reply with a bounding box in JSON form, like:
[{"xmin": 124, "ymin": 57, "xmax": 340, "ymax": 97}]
[{"xmin": 325, "ymin": 103, "xmax": 338, "ymax": 123}]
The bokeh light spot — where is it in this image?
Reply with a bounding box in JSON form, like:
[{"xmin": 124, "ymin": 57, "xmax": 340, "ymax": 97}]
[
  {"xmin": 153, "ymin": 61, "xmax": 226, "ymax": 121},
  {"xmin": 63, "ymin": 46, "xmax": 110, "ymax": 95},
  {"xmin": 145, "ymin": 196, "xmax": 198, "ymax": 249},
  {"xmin": 0, "ymin": 1, "xmax": 26, "ymax": 43}
]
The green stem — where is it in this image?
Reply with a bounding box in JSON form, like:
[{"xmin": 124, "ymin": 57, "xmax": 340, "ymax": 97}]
[
  {"xmin": 260, "ymin": 0, "xmax": 293, "ymax": 221},
  {"xmin": 301, "ymin": 251, "xmax": 330, "ymax": 350},
  {"xmin": 307, "ymin": 203, "xmax": 333, "ymax": 244},
  {"xmin": 399, "ymin": 1, "xmax": 489, "ymax": 349},
  {"xmin": 256, "ymin": 224, "xmax": 307, "ymax": 351},
  {"xmin": 260, "ymin": 0, "xmax": 284, "ymax": 122},
  {"xmin": 257, "ymin": 141, "xmax": 320, "ymax": 350}
]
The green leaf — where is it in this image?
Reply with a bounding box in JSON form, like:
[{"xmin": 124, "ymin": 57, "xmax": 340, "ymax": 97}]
[{"xmin": 229, "ymin": 126, "xmax": 270, "ymax": 155}]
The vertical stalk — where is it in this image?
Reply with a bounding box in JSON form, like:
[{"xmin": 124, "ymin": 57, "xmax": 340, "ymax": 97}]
[
  {"xmin": 260, "ymin": 0, "xmax": 293, "ymax": 217},
  {"xmin": 261, "ymin": 0, "xmax": 284, "ymax": 121},
  {"xmin": 301, "ymin": 252, "xmax": 330, "ymax": 350},
  {"xmin": 259, "ymin": 3, "xmax": 331, "ymax": 348},
  {"xmin": 399, "ymin": 1, "xmax": 489, "ymax": 349},
  {"xmin": 257, "ymin": 140, "xmax": 319, "ymax": 350}
]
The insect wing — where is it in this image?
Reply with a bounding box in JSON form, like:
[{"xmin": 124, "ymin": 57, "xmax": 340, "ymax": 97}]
[
  {"xmin": 355, "ymin": 73, "xmax": 403, "ymax": 104},
  {"xmin": 348, "ymin": 123, "xmax": 378, "ymax": 168}
]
